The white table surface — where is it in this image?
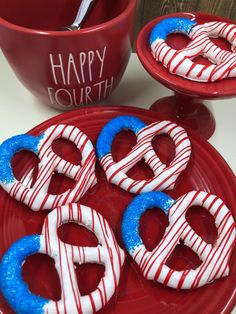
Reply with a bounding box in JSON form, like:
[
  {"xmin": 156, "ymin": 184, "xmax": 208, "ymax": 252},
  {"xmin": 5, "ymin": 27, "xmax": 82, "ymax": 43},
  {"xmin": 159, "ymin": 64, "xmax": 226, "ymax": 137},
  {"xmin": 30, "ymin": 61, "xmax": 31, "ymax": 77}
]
[{"xmin": 0, "ymin": 51, "xmax": 236, "ymax": 313}]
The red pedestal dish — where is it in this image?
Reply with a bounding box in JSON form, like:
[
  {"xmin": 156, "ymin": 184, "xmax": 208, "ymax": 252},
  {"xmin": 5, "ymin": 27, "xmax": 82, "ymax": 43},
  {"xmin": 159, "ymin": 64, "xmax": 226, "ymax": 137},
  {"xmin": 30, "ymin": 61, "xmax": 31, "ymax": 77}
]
[{"xmin": 136, "ymin": 12, "xmax": 236, "ymax": 139}]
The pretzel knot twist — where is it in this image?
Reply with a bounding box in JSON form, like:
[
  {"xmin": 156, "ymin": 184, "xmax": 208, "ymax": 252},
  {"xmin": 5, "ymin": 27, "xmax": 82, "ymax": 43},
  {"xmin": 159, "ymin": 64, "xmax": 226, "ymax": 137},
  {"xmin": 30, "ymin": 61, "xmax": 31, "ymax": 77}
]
[
  {"xmin": 150, "ymin": 17, "xmax": 236, "ymax": 82},
  {"xmin": 0, "ymin": 124, "xmax": 97, "ymax": 210},
  {"xmin": 122, "ymin": 191, "xmax": 236, "ymax": 289},
  {"xmin": 96, "ymin": 116, "xmax": 191, "ymax": 193},
  {"xmin": 0, "ymin": 203, "xmax": 125, "ymax": 314}
]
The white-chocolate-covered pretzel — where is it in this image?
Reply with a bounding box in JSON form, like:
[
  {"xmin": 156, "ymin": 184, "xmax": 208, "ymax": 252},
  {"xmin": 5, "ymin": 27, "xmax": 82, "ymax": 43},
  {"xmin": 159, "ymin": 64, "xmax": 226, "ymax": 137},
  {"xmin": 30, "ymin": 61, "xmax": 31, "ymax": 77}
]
[
  {"xmin": 122, "ymin": 191, "xmax": 236, "ymax": 289},
  {"xmin": 0, "ymin": 124, "xmax": 97, "ymax": 210},
  {"xmin": 150, "ymin": 17, "xmax": 236, "ymax": 82},
  {"xmin": 97, "ymin": 116, "xmax": 191, "ymax": 193},
  {"xmin": 0, "ymin": 203, "xmax": 125, "ymax": 313}
]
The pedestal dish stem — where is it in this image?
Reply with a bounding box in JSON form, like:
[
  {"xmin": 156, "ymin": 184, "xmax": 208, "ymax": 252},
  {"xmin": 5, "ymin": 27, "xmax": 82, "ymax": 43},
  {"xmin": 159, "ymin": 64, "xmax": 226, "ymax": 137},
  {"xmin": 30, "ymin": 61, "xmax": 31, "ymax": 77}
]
[{"xmin": 150, "ymin": 92, "xmax": 216, "ymax": 139}]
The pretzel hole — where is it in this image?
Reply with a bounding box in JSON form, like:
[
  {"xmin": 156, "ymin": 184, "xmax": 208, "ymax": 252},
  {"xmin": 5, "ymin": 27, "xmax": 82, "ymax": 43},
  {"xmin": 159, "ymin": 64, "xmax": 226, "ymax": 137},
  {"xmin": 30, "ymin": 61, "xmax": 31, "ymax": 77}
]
[
  {"xmin": 111, "ymin": 130, "xmax": 137, "ymax": 162},
  {"xmin": 186, "ymin": 206, "xmax": 217, "ymax": 245},
  {"xmin": 58, "ymin": 222, "xmax": 99, "ymax": 247},
  {"xmin": 211, "ymin": 37, "xmax": 231, "ymax": 52},
  {"xmin": 152, "ymin": 134, "xmax": 175, "ymax": 166},
  {"xmin": 75, "ymin": 263, "xmax": 105, "ymax": 296},
  {"xmin": 12, "ymin": 151, "xmax": 39, "ymax": 188},
  {"xmin": 139, "ymin": 207, "xmax": 169, "ymax": 251},
  {"xmin": 165, "ymin": 240, "xmax": 202, "ymax": 271},
  {"xmin": 22, "ymin": 253, "xmax": 61, "ymax": 301},
  {"xmin": 52, "ymin": 138, "xmax": 82, "ymax": 165},
  {"xmin": 166, "ymin": 33, "xmax": 191, "ymax": 50},
  {"xmin": 47, "ymin": 172, "xmax": 76, "ymax": 195},
  {"xmin": 127, "ymin": 159, "xmax": 154, "ymax": 180}
]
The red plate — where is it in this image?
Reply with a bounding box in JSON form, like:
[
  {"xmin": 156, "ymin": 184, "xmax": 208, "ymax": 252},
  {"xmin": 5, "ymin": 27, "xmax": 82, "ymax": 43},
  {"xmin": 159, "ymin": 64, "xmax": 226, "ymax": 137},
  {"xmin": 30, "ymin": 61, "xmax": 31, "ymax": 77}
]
[{"xmin": 0, "ymin": 106, "xmax": 235, "ymax": 314}]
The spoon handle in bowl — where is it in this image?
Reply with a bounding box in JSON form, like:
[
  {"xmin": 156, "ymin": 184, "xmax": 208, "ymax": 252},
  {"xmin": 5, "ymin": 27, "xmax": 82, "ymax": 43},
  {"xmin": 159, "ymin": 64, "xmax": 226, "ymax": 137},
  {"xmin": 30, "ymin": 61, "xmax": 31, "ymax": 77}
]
[{"xmin": 72, "ymin": 0, "xmax": 95, "ymax": 29}]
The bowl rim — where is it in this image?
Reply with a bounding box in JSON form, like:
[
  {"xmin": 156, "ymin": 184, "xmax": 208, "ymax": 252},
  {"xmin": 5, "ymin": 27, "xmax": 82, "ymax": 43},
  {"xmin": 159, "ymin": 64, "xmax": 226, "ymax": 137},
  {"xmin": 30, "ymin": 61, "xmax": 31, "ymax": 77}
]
[{"xmin": 0, "ymin": 0, "xmax": 137, "ymax": 36}]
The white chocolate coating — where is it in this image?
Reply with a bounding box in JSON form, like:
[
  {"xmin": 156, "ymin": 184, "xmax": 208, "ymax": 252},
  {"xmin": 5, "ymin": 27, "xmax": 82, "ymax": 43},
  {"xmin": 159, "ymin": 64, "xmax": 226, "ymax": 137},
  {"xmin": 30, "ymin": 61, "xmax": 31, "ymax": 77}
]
[
  {"xmin": 100, "ymin": 120, "xmax": 191, "ymax": 193},
  {"xmin": 130, "ymin": 191, "xmax": 236, "ymax": 289},
  {"xmin": 40, "ymin": 203, "xmax": 125, "ymax": 313},
  {"xmin": 151, "ymin": 21, "xmax": 236, "ymax": 82},
  {"xmin": 1, "ymin": 125, "xmax": 97, "ymax": 210}
]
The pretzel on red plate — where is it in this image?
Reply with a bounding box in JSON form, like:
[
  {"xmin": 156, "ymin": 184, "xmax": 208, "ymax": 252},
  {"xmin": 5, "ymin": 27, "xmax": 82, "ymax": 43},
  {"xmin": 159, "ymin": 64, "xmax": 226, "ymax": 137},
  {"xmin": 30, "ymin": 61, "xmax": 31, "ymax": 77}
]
[
  {"xmin": 0, "ymin": 124, "xmax": 97, "ymax": 210},
  {"xmin": 150, "ymin": 17, "xmax": 236, "ymax": 82},
  {"xmin": 0, "ymin": 203, "xmax": 125, "ymax": 314},
  {"xmin": 122, "ymin": 191, "xmax": 236, "ymax": 289},
  {"xmin": 96, "ymin": 115, "xmax": 191, "ymax": 193}
]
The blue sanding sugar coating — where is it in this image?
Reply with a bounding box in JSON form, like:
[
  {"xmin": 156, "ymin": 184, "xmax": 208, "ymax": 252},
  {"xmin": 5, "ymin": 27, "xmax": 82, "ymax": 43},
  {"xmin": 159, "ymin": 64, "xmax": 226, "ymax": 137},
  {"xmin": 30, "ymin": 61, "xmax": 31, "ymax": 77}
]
[
  {"xmin": 0, "ymin": 133, "xmax": 44, "ymax": 184},
  {"xmin": 122, "ymin": 192, "xmax": 175, "ymax": 253},
  {"xmin": 96, "ymin": 115, "xmax": 146, "ymax": 159},
  {"xmin": 0, "ymin": 235, "xmax": 49, "ymax": 314},
  {"xmin": 149, "ymin": 17, "xmax": 196, "ymax": 45}
]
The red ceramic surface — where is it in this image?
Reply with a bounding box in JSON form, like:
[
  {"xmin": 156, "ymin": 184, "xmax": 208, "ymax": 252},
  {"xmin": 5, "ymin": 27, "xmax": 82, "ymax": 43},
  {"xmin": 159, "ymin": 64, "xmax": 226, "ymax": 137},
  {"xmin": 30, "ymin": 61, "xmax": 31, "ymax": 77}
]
[
  {"xmin": 0, "ymin": 0, "xmax": 136, "ymax": 110},
  {"xmin": 0, "ymin": 106, "xmax": 235, "ymax": 313},
  {"xmin": 136, "ymin": 12, "xmax": 236, "ymax": 99},
  {"xmin": 150, "ymin": 94, "xmax": 216, "ymax": 139}
]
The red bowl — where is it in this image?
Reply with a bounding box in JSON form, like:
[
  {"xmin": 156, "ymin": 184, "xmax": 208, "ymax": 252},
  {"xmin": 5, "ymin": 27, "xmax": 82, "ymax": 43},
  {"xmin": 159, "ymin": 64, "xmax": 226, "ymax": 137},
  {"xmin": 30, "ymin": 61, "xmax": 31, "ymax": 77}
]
[
  {"xmin": 136, "ymin": 12, "xmax": 236, "ymax": 99},
  {"xmin": 0, "ymin": 0, "xmax": 137, "ymax": 110}
]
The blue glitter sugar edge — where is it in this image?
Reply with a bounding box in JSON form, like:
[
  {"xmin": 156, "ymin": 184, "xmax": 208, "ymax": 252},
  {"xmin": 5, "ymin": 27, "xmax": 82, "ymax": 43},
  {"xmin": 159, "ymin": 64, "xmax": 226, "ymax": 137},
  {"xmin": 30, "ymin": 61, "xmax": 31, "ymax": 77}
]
[
  {"xmin": 0, "ymin": 235, "xmax": 49, "ymax": 314},
  {"xmin": 122, "ymin": 192, "xmax": 175, "ymax": 253},
  {"xmin": 96, "ymin": 115, "xmax": 146, "ymax": 159},
  {"xmin": 149, "ymin": 17, "xmax": 197, "ymax": 45},
  {"xmin": 0, "ymin": 133, "xmax": 45, "ymax": 184}
]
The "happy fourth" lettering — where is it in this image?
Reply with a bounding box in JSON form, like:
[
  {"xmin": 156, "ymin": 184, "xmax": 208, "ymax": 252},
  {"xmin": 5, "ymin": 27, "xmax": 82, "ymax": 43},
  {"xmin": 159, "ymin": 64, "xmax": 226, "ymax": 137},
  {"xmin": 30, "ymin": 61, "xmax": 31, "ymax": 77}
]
[{"xmin": 49, "ymin": 46, "xmax": 107, "ymax": 85}]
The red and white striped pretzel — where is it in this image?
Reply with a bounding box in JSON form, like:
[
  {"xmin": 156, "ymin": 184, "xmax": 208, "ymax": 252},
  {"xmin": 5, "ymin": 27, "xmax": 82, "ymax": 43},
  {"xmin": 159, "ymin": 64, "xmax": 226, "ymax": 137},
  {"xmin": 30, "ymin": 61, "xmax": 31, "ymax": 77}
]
[
  {"xmin": 41, "ymin": 203, "xmax": 125, "ymax": 313},
  {"xmin": 99, "ymin": 119, "xmax": 191, "ymax": 193},
  {"xmin": 0, "ymin": 124, "xmax": 97, "ymax": 210},
  {"xmin": 129, "ymin": 191, "xmax": 236, "ymax": 289},
  {"xmin": 0, "ymin": 203, "xmax": 125, "ymax": 314},
  {"xmin": 150, "ymin": 18, "xmax": 236, "ymax": 82}
]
